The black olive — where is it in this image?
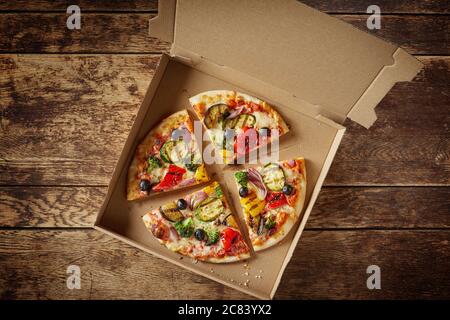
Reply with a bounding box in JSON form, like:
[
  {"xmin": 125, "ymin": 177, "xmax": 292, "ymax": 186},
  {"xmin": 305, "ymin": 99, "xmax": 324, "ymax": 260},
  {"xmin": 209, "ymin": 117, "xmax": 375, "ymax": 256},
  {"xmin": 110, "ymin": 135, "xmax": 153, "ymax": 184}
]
[
  {"xmin": 259, "ymin": 127, "xmax": 271, "ymax": 137},
  {"xmin": 139, "ymin": 179, "xmax": 151, "ymax": 192},
  {"xmin": 194, "ymin": 229, "xmax": 206, "ymax": 241},
  {"xmin": 282, "ymin": 184, "xmax": 294, "ymax": 195},
  {"xmin": 177, "ymin": 199, "xmax": 188, "ymax": 210},
  {"xmin": 239, "ymin": 187, "xmax": 249, "ymax": 197}
]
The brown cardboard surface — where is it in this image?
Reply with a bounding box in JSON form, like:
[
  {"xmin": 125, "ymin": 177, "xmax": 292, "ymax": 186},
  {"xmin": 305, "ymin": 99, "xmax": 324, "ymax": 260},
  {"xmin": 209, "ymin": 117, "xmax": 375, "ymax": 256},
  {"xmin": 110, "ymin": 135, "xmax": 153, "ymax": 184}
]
[
  {"xmin": 148, "ymin": 0, "xmax": 176, "ymax": 43},
  {"xmin": 95, "ymin": 56, "xmax": 344, "ymax": 299},
  {"xmin": 149, "ymin": 0, "xmax": 422, "ymax": 127}
]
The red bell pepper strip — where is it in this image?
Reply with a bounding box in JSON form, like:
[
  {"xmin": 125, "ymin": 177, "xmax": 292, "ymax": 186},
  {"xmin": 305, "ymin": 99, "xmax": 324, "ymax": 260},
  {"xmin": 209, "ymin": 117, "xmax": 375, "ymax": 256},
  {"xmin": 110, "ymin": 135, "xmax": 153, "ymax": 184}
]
[
  {"xmin": 220, "ymin": 228, "xmax": 241, "ymax": 252},
  {"xmin": 265, "ymin": 192, "xmax": 288, "ymax": 210},
  {"xmin": 152, "ymin": 164, "xmax": 186, "ymax": 192}
]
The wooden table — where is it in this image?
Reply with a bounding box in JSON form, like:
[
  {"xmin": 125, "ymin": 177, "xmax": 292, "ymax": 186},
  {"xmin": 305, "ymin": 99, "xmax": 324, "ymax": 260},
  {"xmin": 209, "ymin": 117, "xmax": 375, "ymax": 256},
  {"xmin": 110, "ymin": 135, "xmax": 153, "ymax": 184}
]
[{"xmin": 0, "ymin": 1, "xmax": 449, "ymax": 299}]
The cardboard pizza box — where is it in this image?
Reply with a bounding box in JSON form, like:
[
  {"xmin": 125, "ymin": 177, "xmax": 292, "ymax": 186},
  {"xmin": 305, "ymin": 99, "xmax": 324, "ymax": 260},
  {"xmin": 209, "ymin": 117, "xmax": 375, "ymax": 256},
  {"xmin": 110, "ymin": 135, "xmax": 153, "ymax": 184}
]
[{"xmin": 94, "ymin": 0, "xmax": 422, "ymax": 299}]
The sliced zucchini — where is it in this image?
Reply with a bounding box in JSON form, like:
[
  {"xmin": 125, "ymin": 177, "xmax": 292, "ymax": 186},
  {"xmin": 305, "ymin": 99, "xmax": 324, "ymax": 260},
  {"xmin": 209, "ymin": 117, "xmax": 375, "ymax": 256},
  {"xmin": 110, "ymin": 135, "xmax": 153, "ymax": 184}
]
[
  {"xmin": 205, "ymin": 104, "xmax": 229, "ymax": 129},
  {"xmin": 224, "ymin": 114, "xmax": 256, "ymax": 129},
  {"xmin": 159, "ymin": 140, "xmax": 174, "ymax": 163},
  {"xmin": 194, "ymin": 198, "xmax": 224, "ymax": 222},
  {"xmin": 159, "ymin": 140, "xmax": 189, "ymax": 164},
  {"xmin": 262, "ymin": 163, "xmax": 286, "ymax": 191},
  {"xmin": 159, "ymin": 202, "xmax": 184, "ymax": 222}
]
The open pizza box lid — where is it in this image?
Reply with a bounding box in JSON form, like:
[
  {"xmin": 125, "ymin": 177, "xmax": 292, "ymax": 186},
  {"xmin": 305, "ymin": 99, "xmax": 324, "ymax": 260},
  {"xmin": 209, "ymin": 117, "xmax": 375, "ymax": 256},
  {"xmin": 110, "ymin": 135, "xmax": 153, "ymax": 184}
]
[{"xmin": 149, "ymin": 0, "xmax": 422, "ymax": 128}]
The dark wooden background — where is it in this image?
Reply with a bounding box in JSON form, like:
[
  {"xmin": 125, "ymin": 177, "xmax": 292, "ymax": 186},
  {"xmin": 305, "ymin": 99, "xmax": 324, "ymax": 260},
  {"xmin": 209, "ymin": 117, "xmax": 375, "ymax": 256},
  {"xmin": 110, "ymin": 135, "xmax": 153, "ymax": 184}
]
[{"xmin": 0, "ymin": 0, "xmax": 449, "ymax": 299}]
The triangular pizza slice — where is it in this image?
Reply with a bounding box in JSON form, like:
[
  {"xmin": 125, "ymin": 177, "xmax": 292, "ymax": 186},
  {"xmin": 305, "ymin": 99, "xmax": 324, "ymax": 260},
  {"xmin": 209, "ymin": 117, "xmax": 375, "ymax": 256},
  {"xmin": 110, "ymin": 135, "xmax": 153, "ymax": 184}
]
[
  {"xmin": 127, "ymin": 110, "xmax": 209, "ymax": 201},
  {"xmin": 233, "ymin": 158, "xmax": 306, "ymax": 251},
  {"xmin": 143, "ymin": 182, "xmax": 250, "ymax": 263},
  {"xmin": 189, "ymin": 90, "xmax": 289, "ymax": 164}
]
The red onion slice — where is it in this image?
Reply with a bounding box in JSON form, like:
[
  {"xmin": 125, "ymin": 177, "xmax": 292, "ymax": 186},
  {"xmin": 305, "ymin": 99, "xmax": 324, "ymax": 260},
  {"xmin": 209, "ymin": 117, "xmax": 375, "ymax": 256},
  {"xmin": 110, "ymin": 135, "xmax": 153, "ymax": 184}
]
[
  {"xmin": 287, "ymin": 159, "xmax": 296, "ymax": 167},
  {"xmin": 226, "ymin": 105, "xmax": 245, "ymax": 120},
  {"xmin": 177, "ymin": 177, "xmax": 195, "ymax": 188},
  {"xmin": 247, "ymin": 168, "xmax": 267, "ymax": 199},
  {"xmin": 190, "ymin": 191, "xmax": 208, "ymax": 209}
]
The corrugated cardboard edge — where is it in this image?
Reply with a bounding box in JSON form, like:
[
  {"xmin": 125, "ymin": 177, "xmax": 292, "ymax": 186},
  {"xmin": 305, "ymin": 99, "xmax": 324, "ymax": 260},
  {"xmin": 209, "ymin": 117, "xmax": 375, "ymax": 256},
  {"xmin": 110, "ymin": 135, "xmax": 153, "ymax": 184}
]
[
  {"xmin": 93, "ymin": 224, "xmax": 269, "ymax": 300},
  {"xmin": 347, "ymin": 48, "xmax": 423, "ymax": 128},
  {"xmin": 148, "ymin": 0, "xmax": 176, "ymax": 42},
  {"xmin": 269, "ymin": 117, "xmax": 346, "ymax": 299}
]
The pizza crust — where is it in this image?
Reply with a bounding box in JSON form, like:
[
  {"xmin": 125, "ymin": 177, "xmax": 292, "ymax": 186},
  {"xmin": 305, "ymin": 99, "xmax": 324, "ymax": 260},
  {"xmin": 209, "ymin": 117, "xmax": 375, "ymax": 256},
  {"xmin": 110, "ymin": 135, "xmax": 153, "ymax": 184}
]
[
  {"xmin": 142, "ymin": 182, "xmax": 251, "ymax": 263},
  {"xmin": 189, "ymin": 90, "xmax": 290, "ymax": 134},
  {"xmin": 202, "ymin": 252, "xmax": 251, "ymax": 263}
]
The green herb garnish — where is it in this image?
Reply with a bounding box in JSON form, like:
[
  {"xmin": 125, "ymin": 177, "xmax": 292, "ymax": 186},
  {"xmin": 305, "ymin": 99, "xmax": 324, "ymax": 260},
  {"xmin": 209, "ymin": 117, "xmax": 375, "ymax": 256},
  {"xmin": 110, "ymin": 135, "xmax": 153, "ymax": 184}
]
[
  {"xmin": 215, "ymin": 185, "xmax": 223, "ymax": 198},
  {"xmin": 206, "ymin": 229, "xmax": 219, "ymax": 245},
  {"xmin": 174, "ymin": 217, "xmax": 194, "ymax": 238},
  {"xmin": 147, "ymin": 155, "xmax": 162, "ymax": 173},
  {"xmin": 234, "ymin": 171, "xmax": 248, "ymax": 188},
  {"xmin": 265, "ymin": 216, "xmax": 276, "ymax": 230}
]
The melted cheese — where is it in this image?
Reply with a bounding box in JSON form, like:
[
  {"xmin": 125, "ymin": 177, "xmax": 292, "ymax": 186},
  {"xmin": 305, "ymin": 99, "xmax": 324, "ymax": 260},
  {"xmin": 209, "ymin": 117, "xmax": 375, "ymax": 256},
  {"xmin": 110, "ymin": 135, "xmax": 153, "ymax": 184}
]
[{"xmin": 253, "ymin": 111, "xmax": 276, "ymax": 129}]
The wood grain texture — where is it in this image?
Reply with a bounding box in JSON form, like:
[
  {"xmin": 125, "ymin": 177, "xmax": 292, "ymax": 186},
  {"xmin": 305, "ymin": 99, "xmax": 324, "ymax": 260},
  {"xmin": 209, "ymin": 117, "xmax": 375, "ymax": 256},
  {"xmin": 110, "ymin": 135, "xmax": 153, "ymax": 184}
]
[
  {"xmin": 0, "ymin": 229, "xmax": 251, "ymax": 300},
  {"xmin": 337, "ymin": 14, "xmax": 450, "ymax": 56},
  {"xmin": 0, "ymin": 13, "xmax": 168, "ymax": 53},
  {"xmin": 301, "ymin": 0, "xmax": 450, "ymax": 14},
  {"xmin": 0, "ymin": 229, "xmax": 449, "ymax": 299},
  {"xmin": 0, "ymin": 54, "xmax": 159, "ymax": 185},
  {"xmin": 0, "ymin": 13, "xmax": 448, "ymax": 54},
  {"xmin": 1, "ymin": 0, "xmax": 448, "ymax": 14},
  {"xmin": 309, "ymin": 187, "xmax": 450, "ymax": 229},
  {"xmin": 277, "ymin": 229, "xmax": 450, "ymax": 299},
  {"xmin": 1, "ymin": 186, "xmax": 449, "ymax": 229},
  {"xmin": 1, "ymin": 55, "xmax": 448, "ymax": 186},
  {"xmin": 0, "ymin": 0, "xmax": 158, "ymax": 11},
  {"xmin": 0, "ymin": 187, "xmax": 104, "ymax": 227}
]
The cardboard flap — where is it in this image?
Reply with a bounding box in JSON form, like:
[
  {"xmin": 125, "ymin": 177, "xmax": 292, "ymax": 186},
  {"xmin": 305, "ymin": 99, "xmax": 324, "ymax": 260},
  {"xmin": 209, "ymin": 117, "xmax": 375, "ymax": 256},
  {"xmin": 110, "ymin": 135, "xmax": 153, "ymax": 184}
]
[
  {"xmin": 150, "ymin": 0, "xmax": 422, "ymax": 127},
  {"xmin": 148, "ymin": 0, "xmax": 176, "ymax": 43},
  {"xmin": 348, "ymin": 48, "xmax": 423, "ymax": 128}
]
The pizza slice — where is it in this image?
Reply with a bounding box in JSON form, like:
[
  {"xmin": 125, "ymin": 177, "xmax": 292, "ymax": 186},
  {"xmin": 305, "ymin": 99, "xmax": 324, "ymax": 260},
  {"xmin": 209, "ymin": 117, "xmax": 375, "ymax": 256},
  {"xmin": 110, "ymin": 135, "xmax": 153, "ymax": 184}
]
[
  {"xmin": 127, "ymin": 110, "xmax": 209, "ymax": 201},
  {"xmin": 189, "ymin": 90, "xmax": 289, "ymax": 164},
  {"xmin": 142, "ymin": 182, "xmax": 250, "ymax": 263},
  {"xmin": 233, "ymin": 158, "xmax": 306, "ymax": 251}
]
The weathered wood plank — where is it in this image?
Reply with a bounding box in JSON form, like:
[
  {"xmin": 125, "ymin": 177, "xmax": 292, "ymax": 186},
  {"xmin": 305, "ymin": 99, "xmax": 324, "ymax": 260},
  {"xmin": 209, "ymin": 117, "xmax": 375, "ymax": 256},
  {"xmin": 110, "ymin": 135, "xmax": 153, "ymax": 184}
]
[
  {"xmin": 1, "ymin": 55, "xmax": 448, "ymax": 186},
  {"xmin": 1, "ymin": 186, "xmax": 449, "ymax": 228},
  {"xmin": 0, "ymin": 13, "xmax": 448, "ymax": 54},
  {"xmin": 0, "ymin": 13, "xmax": 169, "ymax": 53},
  {"xmin": 302, "ymin": 0, "xmax": 450, "ymax": 14},
  {"xmin": 0, "ymin": 229, "xmax": 449, "ymax": 299},
  {"xmin": 0, "ymin": 186, "xmax": 104, "ymax": 227},
  {"xmin": 337, "ymin": 14, "xmax": 450, "ymax": 56},
  {"xmin": 0, "ymin": 0, "xmax": 158, "ymax": 11},
  {"xmin": 1, "ymin": 0, "xmax": 448, "ymax": 14},
  {"xmin": 309, "ymin": 187, "xmax": 450, "ymax": 228},
  {"xmin": 278, "ymin": 229, "xmax": 450, "ymax": 299},
  {"xmin": 0, "ymin": 53, "xmax": 158, "ymax": 187}
]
